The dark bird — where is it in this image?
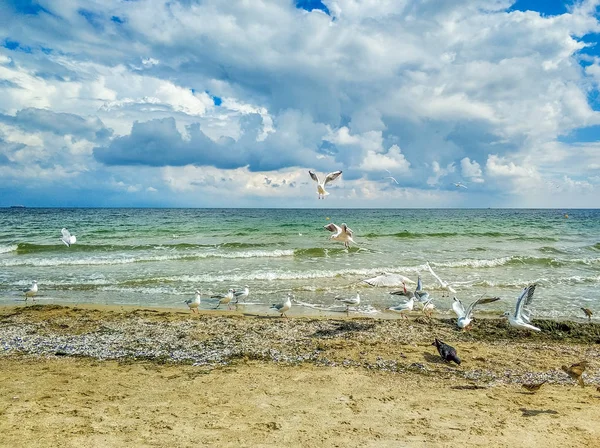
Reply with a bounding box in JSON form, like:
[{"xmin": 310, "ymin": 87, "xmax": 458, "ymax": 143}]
[
  {"xmin": 432, "ymin": 338, "xmax": 461, "ymax": 365},
  {"xmin": 581, "ymin": 307, "xmax": 593, "ymax": 321},
  {"xmin": 561, "ymin": 361, "xmax": 587, "ymax": 387},
  {"xmin": 521, "ymin": 381, "xmax": 547, "ymax": 393}
]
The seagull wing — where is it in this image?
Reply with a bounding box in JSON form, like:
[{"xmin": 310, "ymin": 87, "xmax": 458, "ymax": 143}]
[
  {"xmin": 452, "ymin": 298, "xmax": 466, "ymax": 318},
  {"xmin": 465, "ymin": 296, "xmax": 501, "ymax": 319},
  {"xmin": 341, "ymin": 223, "xmax": 353, "ymax": 237},
  {"xmin": 61, "ymin": 228, "xmax": 71, "ymax": 246},
  {"xmin": 309, "ymin": 170, "xmax": 320, "ymax": 183},
  {"xmin": 323, "ymin": 170, "xmax": 342, "ymax": 185},
  {"xmin": 324, "ymin": 223, "xmax": 342, "ymax": 235},
  {"xmin": 426, "ymin": 262, "xmax": 456, "ymax": 292},
  {"xmin": 416, "ymin": 276, "xmax": 423, "ymax": 292},
  {"xmin": 515, "ymin": 284, "xmax": 536, "ymax": 319},
  {"xmin": 363, "ymin": 273, "xmax": 415, "ymax": 287}
]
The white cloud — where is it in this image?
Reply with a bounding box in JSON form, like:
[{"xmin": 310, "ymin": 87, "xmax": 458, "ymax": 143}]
[
  {"xmin": 460, "ymin": 157, "xmax": 484, "ymax": 183},
  {"xmin": 427, "ymin": 161, "xmax": 455, "ymax": 186},
  {"xmin": 359, "ymin": 144, "xmax": 410, "ymax": 172}
]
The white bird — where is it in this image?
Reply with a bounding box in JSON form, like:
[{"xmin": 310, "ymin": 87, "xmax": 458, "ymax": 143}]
[
  {"xmin": 335, "ymin": 292, "xmax": 360, "ymax": 314},
  {"xmin": 453, "ymin": 182, "xmax": 468, "ymax": 189},
  {"xmin": 426, "ymin": 262, "xmax": 456, "ymax": 297},
  {"xmin": 271, "ymin": 293, "xmax": 293, "ymax": 317},
  {"xmin": 23, "ymin": 281, "xmax": 38, "ymax": 301},
  {"xmin": 421, "ymin": 297, "xmax": 436, "ymax": 317},
  {"xmin": 324, "ymin": 222, "xmax": 355, "ymax": 248},
  {"xmin": 185, "ymin": 290, "xmax": 201, "ymax": 313},
  {"xmin": 212, "ymin": 288, "xmax": 234, "ymax": 310},
  {"xmin": 60, "ymin": 228, "xmax": 77, "ymax": 247},
  {"xmin": 234, "ymin": 285, "xmax": 249, "ymax": 303},
  {"xmin": 503, "ymin": 284, "xmax": 541, "ymax": 332},
  {"xmin": 384, "ymin": 169, "xmax": 399, "ymax": 185},
  {"xmin": 452, "ymin": 296, "xmax": 501, "ymax": 330},
  {"xmin": 387, "ymin": 296, "xmax": 414, "ymax": 318},
  {"xmin": 309, "ymin": 170, "xmax": 342, "ymax": 199},
  {"xmin": 363, "ymin": 273, "xmax": 415, "ymax": 288}
]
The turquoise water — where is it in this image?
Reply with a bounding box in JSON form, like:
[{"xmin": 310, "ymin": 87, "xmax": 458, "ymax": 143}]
[{"xmin": 0, "ymin": 208, "xmax": 598, "ymax": 319}]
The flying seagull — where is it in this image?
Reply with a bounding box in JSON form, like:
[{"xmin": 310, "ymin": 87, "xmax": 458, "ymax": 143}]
[
  {"xmin": 324, "ymin": 222, "xmax": 355, "ymax": 248},
  {"xmin": 453, "ymin": 182, "xmax": 468, "ymax": 189},
  {"xmin": 212, "ymin": 288, "xmax": 234, "ymax": 310},
  {"xmin": 23, "ymin": 281, "xmax": 38, "ymax": 301},
  {"xmin": 335, "ymin": 292, "xmax": 360, "ymax": 314},
  {"xmin": 309, "ymin": 170, "xmax": 342, "ymax": 199},
  {"xmin": 503, "ymin": 284, "xmax": 540, "ymax": 331},
  {"xmin": 432, "ymin": 338, "xmax": 461, "ymax": 365},
  {"xmin": 384, "ymin": 169, "xmax": 399, "ymax": 185},
  {"xmin": 61, "ymin": 228, "xmax": 77, "ymax": 247},
  {"xmin": 185, "ymin": 290, "xmax": 201, "ymax": 313},
  {"xmin": 271, "ymin": 293, "xmax": 293, "ymax": 318},
  {"xmin": 452, "ymin": 295, "xmax": 501, "ymax": 330},
  {"xmin": 426, "ymin": 262, "xmax": 456, "ymax": 296}
]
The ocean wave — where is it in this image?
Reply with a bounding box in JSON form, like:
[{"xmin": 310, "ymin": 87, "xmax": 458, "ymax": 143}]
[
  {"xmin": 293, "ymin": 247, "xmax": 361, "ymax": 257},
  {"xmin": 432, "ymin": 256, "xmax": 581, "ymax": 269},
  {"xmin": 537, "ymin": 246, "xmax": 565, "ymax": 254},
  {"xmin": 0, "ymin": 244, "xmax": 17, "ymax": 254},
  {"xmin": 362, "ymin": 231, "xmax": 510, "ymax": 239},
  {"xmin": 508, "ymin": 236, "xmax": 559, "ymax": 242},
  {"xmin": 590, "ymin": 243, "xmax": 600, "ymax": 251},
  {"xmin": 13, "ymin": 242, "xmax": 225, "ymax": 254}
]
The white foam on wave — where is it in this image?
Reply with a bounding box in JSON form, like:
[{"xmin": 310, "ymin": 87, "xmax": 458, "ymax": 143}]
[
  {"xmin": 433, "ymin": 257, "xmax": 514, "ymax": 268},
  {"xmin": 0, "ymin": 245, "xmax": 17, "ymax": 254}
]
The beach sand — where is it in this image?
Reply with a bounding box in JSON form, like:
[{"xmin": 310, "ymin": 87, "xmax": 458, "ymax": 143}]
[{"xmin": 1, "ymin": 304, "xmax": 599, "ymax": 447}]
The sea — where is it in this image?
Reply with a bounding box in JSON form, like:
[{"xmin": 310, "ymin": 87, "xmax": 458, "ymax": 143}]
[{"xmin": 0, "ymin": 208, "xmax": 598, "ymax": 320}]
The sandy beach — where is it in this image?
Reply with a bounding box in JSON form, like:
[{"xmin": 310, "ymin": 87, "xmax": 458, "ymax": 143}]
[{"xmin": 1, "ymin": 304, "xmax": 599, "ymax": 447}]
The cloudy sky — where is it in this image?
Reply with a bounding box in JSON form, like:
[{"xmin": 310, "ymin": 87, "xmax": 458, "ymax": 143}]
[{"xmin": 1, "ymin": 0, "xmax": 600, "ymax": 208}]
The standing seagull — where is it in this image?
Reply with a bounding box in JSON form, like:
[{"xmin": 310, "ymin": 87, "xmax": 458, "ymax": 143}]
[
  {"xmin": 503, "ymin": 284, "xmax": 541, "ymax": 332},
  {"xmin": 212, "ymin": 288, "xmax": 234, "ymax": 310},
  {"xmin": 324, "ymin": 222, "xmax": 355, "ymax": 248},
  {"xmin": 387, "ymin": 290, "xmax": 415, "ymax": 319},
  {"xmin": 271, "ymin": 293, "xmax": 293, "ymax": 318},
  {"xmin": 309, "ymin": 170, "xmax": 342, "ymax": 199},
  {"xmin": 185, "ymin": 290, "xmax": 201, "ymax": 313},
  {"xmin": 335, "ymin": 292, "xmax": 360, "ymax": 314},
  {"xmin": 452, "ymin": 296, "xmax": 501, "ymax": 330},
  {"xmin": 426, "ymin": 262, "xmax": 456, "ymax": 297},
  {"xmin": 234, "ymin": 285, "xmax": 250, "ymax": 303},
  {"xmin": 60, "ymin": 228, "xmax": 77, "ymax": 247},
  {"xmin": 432, "ymin": 338, "xmax": 461, "ymax": 365},
  {"xmin": 23, "ymin": 281, "xmax": 38, "ymax": 301}
]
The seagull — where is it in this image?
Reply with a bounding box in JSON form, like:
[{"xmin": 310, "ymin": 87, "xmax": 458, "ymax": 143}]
[
  {"xmin": 364, "ymin": 273, "xmax": 415, "ymax": 288},
  {"xmin": 270, "ymin": 293, "xmax": 293, "ymax": 318},
  {"xmin": 432, "ymin": 338, "xmax": 461, "ymax": 365},
  {"xmin": 234, "ymin": 285, "xmax": 249, "ymax": 303},
  {"xmin": 23, "ymin": 281, "xmax": 38, "ymax": 301},
  {"xmin": 421, "ymin": 297, "xmax": 436, "ymax": 317},
  {"xmin": 384, "ymin": 169, "xmax": 399, "ymax": 185},
  {"xmin": 390, "ymin": 279, "xmax": 431, "ymax": 310},
  {"xmin": 335, "ymin": 292, "xmax": 360, "ymax": 314},
  {"xmin": 522, "ymin": 381, "xmax": 547, "ymax": 393},
  {"xmin": 309, "ymin": 170, "xmax": 342, "ymax": 199},
  {"xmin": 503, "ymin": 284, "xmax": 541, "ymax": 332},
  {"xmin": 426, "ymin": 262, "xmax": 456, "ymax": 297},
  {"xmin": 212, "ymin": 288, "xmax": 234, "ymax": 310},
  {"xmin": 60, "ymin": 228, "xmax": 77, "ymax": 247},
  {"xmin": 185, "ymin": 290, "xmax": 201, "ymax": 313},
  {"xmin": 452, "ymin": 296, "xmax": 501, "ymax": 330},
  {"xmin": 561, "ymin": 361, "xmax": 587, "ymax": 388},
  {"xmin": 387, "ymin": 295, "xmax": 414, "ymax": 319},
  {"xmin": 453, "ymin": 182, "xmax": 468, "ymax": 189},
  {"xmin": 581, "ymin": 307, "xmax": 593, "ymax": 321},
  {"xmin": 324, "ymin": 222, "xmax": 355, "ymax": 248}
]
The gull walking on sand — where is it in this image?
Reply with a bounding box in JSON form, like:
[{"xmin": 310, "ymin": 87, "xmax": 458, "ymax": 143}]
[
  {"xmin": 271, "ymin": 293, "xmax": 293, "ymax": 317},
  {"xmin": 212, "ymin": 288, "xmax": 234, "ymax": 310},
  {"xmin": 234, "ymin": 286, "xmax": 249, "ymax": 303},
  {"xmin": 324, "ymin": 222, "xmax": 354, "ymax": 248},
  {"xmin": 335, "ymin": 292, "xmax": 360, "ymax": 314},
  {"xmin": 503, "ymin": 284, "xmax": 541, "ymax": 332},
  {"xmin": 387, "ymin": 295, "xmax": 414, "ymax": 319},
  {"xmin": 452, "ymin": 296, "xmax": 501, "ymax": 330},
  {"xmin": 61, "ymin": 228, "xmax": 77, "ymax": 247},
  {"xmin": 185, "ymin": 290, "xmax": 201, "ymax": 313},
  {"xmin": 426, "ymin": 262, "xmax": 456, "ymax": 297},
  {"xmin": 23, "ymin": 281, "xmax": 38, "ymax": 301},
  {"xmin": 309, "ymin": 170, "xmax": 342, "ymax": 199}
]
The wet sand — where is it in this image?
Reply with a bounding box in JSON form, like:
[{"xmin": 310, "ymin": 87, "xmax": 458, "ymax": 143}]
[{"xmin": 1, "ymin": 304, "xmax": 599, "ymax": 447}]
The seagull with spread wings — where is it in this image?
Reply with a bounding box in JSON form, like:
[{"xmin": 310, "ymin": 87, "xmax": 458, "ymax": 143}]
[
  {"xmin": 384, "ymin": 169, "xmax": 399, "ymax": 185},
  {"xmin": 503, "ymin": 284, "xmax": 541, "ymax": 331},
  {"xmin": 309, "ymin": 170, "xmax": 342, "ymax": 199},
  {"xmin": 453, "ymin": 182, "xmax": 468, "ymax": 189},
  {"xmin": 324, "ymin": 222, "xmax": 355, "ymax": 248},
  {"xmin": 426, "ymin": 262, "xmax": 456, "ymax": 297},
  {"xmin": 452, "ymin": 295, "xmax": 501, "ymax": 330}
]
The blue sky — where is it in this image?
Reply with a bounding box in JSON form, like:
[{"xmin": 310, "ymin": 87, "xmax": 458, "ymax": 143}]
[{"xmin": 1, "ymin": 0, "xmax": 600, "ymax": 208}]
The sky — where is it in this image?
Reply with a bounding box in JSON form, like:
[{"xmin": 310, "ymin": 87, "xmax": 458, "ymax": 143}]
[{"xmin": 1, "ymin": 0, "xmax": 600, "ymax": 208}]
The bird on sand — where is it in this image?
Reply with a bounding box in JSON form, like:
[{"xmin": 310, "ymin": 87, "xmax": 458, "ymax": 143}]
[
  {"xmin": 309, "ymin": 170, "xmax": 342, "ymax": 199},
  {"xmin": 234, "ymin": 285, "xmax": 249, "ymax": 303},
  {"xmin": 212, "ymin": 288, "xmax": 234, "ymax": 310},
  {"xmin": 561, "ymin": 361, "xmax": 587, "ymax": 387},
  {"xmin": 270, "ymin": 293, "xmax": 293, "ymax": 317},
  {"xmin": 185, "ymin": 290, "xmax": 201, "ymax": 313},
  {"xmin": 522, "ymin": 381, "xmax": 547, "ymax": 393},
  {"xmin": 23, "ymin": 281, "xmax": 38, "ymax": 301},
  {"xmin": 432, "ymin": 338, "xmax": 461, "ymax": 365},
  {"xmin": 387, "ymin": 292, "xmax": 414, "ymax": 319},
  {"xmin": 324, "ymin": 222, "xmax": 355, "ymax": 248},
  {"xmin": 60, "ymin": 228, "xmax": 77, "ymax": 247},
  {"xmin": 335, "ymin": 292, "xmax": 360, "ymax": 314},
  {"xmin": 581, "ymin": 307, "xmax": 593, "ymax": 321},
  {"xmin": 452, "ymin": 295, "xmax": 501, "ymax": 330},
  {"xmin": 503, "ymin": 284, "xmax": 540, "ymax": 332}
]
